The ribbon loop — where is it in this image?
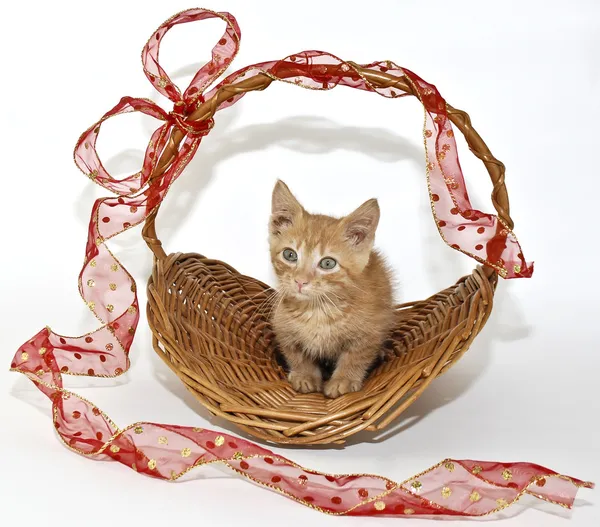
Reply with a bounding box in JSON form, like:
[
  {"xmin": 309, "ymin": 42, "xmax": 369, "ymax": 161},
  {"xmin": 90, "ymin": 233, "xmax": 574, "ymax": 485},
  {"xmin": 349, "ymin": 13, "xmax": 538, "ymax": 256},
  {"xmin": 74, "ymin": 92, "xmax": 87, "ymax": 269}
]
[
  {"xmin": 74, "ymin": 96, "xmax": 172, "ymax": 196},
  {"xmin": 142, "ymin": 8, "xmax": 241, "ymax": 104}
]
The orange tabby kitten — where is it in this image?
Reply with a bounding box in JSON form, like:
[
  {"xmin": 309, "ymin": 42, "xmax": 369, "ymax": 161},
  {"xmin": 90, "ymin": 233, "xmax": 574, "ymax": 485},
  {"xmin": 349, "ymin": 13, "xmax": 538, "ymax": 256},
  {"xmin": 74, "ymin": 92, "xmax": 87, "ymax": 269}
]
[{"xmin": 269, "ymin": 180, "xmax": 394, "ymax": 398}]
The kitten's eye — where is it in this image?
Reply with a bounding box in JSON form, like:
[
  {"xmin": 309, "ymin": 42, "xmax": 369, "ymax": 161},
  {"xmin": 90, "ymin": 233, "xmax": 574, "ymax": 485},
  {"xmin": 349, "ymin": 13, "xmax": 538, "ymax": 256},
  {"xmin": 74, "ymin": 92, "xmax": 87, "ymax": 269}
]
[
  {"xmin": 319, "ymin": 257, "xmax": 337, "ymax": 270},
  {"xmin": 282, "ymin": 248, "xmax": 298, "ymax": 262}
]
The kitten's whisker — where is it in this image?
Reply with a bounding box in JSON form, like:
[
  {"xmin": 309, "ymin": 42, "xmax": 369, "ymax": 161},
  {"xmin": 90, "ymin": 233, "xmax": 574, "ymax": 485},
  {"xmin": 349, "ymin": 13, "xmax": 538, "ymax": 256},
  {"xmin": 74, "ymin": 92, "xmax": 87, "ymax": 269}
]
[
  {"xmin": 264, "ymin": 289, "xmax": 285, "ymax": 321},
  {"xmin": 325, "ymin": 290, "xmax": 347, "ymax": 305},
  {"xmin": 247, "ymin": 290, "xmax": 275, "ymax": 304},
  {"xmin": 319, "ymin": 295, "xmax": 333, "ymax": 320},
  {"xmin": 320, "ymin": 292, "xmax": 343, "ymax": 316},
  {"xmin": 255, "ymin": 289, "xmax": 282, "ymax": 317},
  {"xmin": 252, "ymin": 289, "xmax": 277, "ymax": 307},
  {"xmin": 348, "ymin": 282, "xmax": 369, "ymax": 296}
]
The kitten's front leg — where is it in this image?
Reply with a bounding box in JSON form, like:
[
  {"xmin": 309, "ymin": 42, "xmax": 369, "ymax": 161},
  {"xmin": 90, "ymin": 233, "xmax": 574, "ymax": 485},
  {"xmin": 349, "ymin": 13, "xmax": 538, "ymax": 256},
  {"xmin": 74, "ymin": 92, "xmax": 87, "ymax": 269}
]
[
  {"xmin": 324, "ymin": 344, "xmax": 377, "ymax": 398},
  {"xmin": 282, "ymin": 344, "xmax": 323, "ymax": 394}
]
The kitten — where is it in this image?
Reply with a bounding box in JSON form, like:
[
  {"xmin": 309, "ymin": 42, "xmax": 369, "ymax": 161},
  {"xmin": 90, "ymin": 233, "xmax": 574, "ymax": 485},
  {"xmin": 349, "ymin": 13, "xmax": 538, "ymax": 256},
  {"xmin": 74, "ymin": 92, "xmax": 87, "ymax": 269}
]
[{"xmin": 269, "ymin": 180, "xmax": 394, "ymax": 398}]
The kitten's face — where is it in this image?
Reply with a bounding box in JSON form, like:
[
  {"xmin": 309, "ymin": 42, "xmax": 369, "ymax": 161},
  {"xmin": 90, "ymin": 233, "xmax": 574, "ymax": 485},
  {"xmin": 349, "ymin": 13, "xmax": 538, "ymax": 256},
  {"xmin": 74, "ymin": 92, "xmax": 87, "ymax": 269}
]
[{"xmin": 269, "ymin": 180, "xmax": 379, "ymax": 301}]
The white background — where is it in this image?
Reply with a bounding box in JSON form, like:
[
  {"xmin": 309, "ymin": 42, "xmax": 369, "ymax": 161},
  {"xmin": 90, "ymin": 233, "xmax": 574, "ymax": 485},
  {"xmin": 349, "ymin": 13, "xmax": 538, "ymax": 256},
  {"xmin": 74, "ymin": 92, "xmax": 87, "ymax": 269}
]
[{"xmin": 1, "ymin": 1, "xmax": 598, "ymax": 525}]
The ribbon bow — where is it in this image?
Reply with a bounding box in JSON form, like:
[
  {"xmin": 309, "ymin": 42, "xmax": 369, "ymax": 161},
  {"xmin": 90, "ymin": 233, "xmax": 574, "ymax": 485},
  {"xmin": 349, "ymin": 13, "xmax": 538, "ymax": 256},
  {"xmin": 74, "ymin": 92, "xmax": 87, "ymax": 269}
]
[{"xmin": 48, "ymin": 9, "xmax": 241, "ymax": 380}]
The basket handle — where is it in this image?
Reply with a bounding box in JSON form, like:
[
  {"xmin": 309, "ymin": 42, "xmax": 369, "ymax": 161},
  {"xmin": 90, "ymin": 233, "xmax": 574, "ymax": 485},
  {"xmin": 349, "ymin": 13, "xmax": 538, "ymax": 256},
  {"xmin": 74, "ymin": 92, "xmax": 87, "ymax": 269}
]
[
  {"xmin": 143, "ymin": 65, "xmax": 513, "ymax": 262},
  {"xmin": 348, "ymin": 64, "xmax": 513, "ymax": 230}
]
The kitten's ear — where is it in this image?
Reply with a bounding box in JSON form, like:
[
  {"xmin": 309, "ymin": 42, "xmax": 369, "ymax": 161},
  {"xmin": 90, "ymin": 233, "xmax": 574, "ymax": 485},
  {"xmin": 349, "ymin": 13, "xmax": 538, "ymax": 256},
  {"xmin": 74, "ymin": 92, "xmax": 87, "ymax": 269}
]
[
  {"xmin": 343, "ymin": 198, "xmax": 380, "ymax": 247},
  {"xmin": 270, "ymin": 180, "xmax": 304, "ymax": 235}
]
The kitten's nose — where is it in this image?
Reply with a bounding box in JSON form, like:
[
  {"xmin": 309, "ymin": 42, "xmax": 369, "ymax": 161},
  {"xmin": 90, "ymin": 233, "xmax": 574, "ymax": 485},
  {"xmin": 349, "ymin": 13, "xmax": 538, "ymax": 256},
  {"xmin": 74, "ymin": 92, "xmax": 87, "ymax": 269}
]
[{"xmin": 295, "ymin": 279, "xmax": 309, "ymax": 292}]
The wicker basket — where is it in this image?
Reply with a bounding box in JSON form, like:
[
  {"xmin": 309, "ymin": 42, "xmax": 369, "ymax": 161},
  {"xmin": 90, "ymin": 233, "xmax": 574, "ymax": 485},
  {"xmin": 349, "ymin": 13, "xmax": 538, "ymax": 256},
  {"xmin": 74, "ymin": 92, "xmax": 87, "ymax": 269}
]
[{"xmin": 142, "ymin": 64, "xmax": 510, "ymax": 445}]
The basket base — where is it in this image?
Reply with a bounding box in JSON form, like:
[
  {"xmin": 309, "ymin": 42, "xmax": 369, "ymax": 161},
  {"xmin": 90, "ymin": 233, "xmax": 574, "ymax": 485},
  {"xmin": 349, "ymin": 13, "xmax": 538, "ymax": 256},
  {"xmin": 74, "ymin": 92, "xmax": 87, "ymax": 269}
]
[{"xmin": 147, "ymin": 251, "xmax": 497, "ymax": 445}]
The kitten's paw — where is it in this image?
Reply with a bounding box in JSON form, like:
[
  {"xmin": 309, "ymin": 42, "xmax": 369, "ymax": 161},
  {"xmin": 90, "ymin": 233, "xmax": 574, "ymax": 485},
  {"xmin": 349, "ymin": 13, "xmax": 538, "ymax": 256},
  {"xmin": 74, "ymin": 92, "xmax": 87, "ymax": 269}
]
[
  {"xmin": 289, "ymin": 372, "xmax": 322, "ymax": 393},
  {"xmin": 324, "ymin": 378, "xmax": 362, "ymax": 398}
]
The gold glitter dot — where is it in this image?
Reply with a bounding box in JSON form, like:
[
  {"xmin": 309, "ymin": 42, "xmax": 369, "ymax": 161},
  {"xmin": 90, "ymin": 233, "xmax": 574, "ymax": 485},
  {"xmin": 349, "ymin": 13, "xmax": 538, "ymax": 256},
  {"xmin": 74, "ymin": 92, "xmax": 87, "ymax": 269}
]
[
  {"xmin": 411, "ymin": 481, "xmax": 423, "ymax": 491},
  {"xmin": 128, "ymin": 327, "xmax": 135, "ymax": 335},
  {"xmin": 127, "ymin": 306, "xmax": 137, "ymax": 314},
  {"xmin": 89, "ymin": 170, "xmax": 98, "ymax": 181},
  {"xmin": 39, "ymin": 347, "xmax": 47, "ymax": 356},
  {"xmin": 109, "ymin": 283, "xmax": 117, "ymax": 291},
  {"xmin": 404, "ymin": 509, "xmax": 414, "ymax": 515},
  {"xmin": 95, "ymin": 237, "xmax": 103, "ymax": 246},
  {"xmin": 496, "ymin": 498, "xmax": 508, "ymax": 507},
  {"xmin": 21, "ymin": 352, "xmax": 29, "ymax": 361},
  {"xmin": 134, "ymin": 426, "xmax": 143, "ymax": 434},
  {"xmin": 373, "ymin": 501, "xmax": 386, "ymax": 511},
  {"xmin": 181, "ymin": 448, "xmax": 192, "ymax": 458},
  {"xmin": 89, "ymin": 260, "xmax": 97, "ymax": 267},
  {"xmin": 425, "ymin": 130, "xmax": 433, "ymax": 138},
  {"xmin": 157, "ymin": 78, "xmax": 168, "ymax": 88},
  {"xmin": 87, "ymin": 279, "xmax": 95, "ymax": 287},
  {"xmin": 105, "ymin": 343, "xmax": 113, "ymax": 351},
  {"xmin": 444, "ymin": 176, "xmax": 459, "ymax": 189},
  {"xmin": 84, "ymin": 142, "xmax": 90, "ymax": 149},
  {"xmin": 441, "ymin": 487, "xmax": 452, "ymax": 498},
  {"xmin": 439, "ymin": 151, "xmax": 446, "ymax": 160},
  {"xmin": 132, "ymin": 463, "xmax": 137, "ymax": 471},
  {"xmin": 472, "ymin": 465, "xmax": 483, "ymax": 475},
  {"xmin": 446, "ymin": 130, "xmax": 454, "ymax": 138},
  {"xmin": 158, "ymin": 436, "xmax": 168, "ymax": 445},
  {"xmin": 106, "ymin": 305, "xmax": 114, "ymax": 313},
  {"xmin": 470, "ymin": 491, "xmax": 481, "ymax": 502},
  {"xmin": 111, "ymin": 264, "xmax": 119, "ymax": 272},
  {"xmin": 426, "ymin": 161, "xmax": 435, "ymax": 171},
  {"xmin": 192, "ymin": 427, "xmax": 203, "ymax": 432},
  {"xmin": 502, "ymin": 469, "xmax": 513, "ymax": 481},
  {"xmin": 513, "ymin": 265, "xmax": 521, "ymax": 274},
  {"xmin": 214, "ymin": 435, "xmax": 225, "ymax": 447},
  {"xmin": 233, "ymin": 452, "xmax": 243, "ymax": 460},
  {"xmin": 88, "ymin": 301, "xmax": 96, "ymax": 310},
  {"xmin": 130, "ymin": 206, "xmax": 137, "ymax": 213},
  {"xmin": 148, "ymin": 459, "xmax": 157, "ymax": 470},
  {"xmin": 444, "ymin": 462, "xmax": 455, "ymax": 472},
  {"xmin": 130, "ymin": 284, "xmax": 136, "ymax": 292},
  {"xmin": 36, "ymin": 369, "xmax": 44, "ymax": 377},
  {"xmin": 110, "ymin": 445, "xmax": 120, "ymax": 453}
]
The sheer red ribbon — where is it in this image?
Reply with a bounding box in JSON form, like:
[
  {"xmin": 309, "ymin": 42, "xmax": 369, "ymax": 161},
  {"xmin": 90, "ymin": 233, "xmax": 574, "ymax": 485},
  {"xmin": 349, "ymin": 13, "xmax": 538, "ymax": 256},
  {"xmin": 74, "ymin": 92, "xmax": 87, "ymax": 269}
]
[{"xmin": 10, "ymin": 8, "xmax": 585, "ymax": 519}]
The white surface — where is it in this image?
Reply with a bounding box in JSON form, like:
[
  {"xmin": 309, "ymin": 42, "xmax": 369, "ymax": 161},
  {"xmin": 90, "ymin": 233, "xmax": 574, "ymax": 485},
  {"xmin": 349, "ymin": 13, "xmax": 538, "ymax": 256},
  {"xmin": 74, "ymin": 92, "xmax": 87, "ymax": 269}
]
[{"xmin": 1, "ymin": 1, "xmax": 598, "ymax": 525}]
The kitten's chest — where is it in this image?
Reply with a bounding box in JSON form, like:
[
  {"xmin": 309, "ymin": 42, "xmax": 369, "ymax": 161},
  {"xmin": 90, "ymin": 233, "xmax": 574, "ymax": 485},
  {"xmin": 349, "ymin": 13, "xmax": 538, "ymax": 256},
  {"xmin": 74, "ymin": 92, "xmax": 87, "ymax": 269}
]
[{"xmin": 278, "ymin": 308, "xmax": 349, "ymax": 355}]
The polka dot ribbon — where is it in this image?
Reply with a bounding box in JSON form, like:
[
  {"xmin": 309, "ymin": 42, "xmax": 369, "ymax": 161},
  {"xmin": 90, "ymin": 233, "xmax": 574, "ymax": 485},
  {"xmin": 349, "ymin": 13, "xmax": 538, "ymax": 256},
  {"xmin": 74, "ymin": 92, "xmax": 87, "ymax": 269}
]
[
  {"xmin": 9, "ymin": 8, "xmax": 575, "ymax": 520},
  {"xmin": 9, "ymin": 325, "xmax": 596, "ymax": 518}
]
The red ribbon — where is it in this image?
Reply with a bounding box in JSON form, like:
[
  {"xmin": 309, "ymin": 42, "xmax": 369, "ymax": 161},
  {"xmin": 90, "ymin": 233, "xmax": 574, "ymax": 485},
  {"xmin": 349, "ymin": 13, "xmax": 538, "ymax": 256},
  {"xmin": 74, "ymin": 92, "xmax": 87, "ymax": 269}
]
[{"xmin": 10, "ymin": 8, "xmax": 582, "ymax": 519}]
